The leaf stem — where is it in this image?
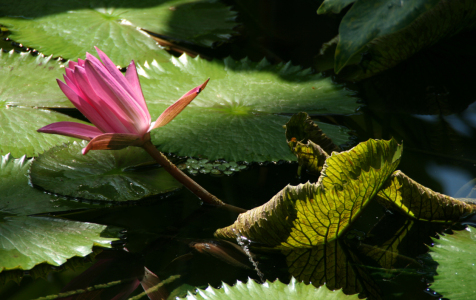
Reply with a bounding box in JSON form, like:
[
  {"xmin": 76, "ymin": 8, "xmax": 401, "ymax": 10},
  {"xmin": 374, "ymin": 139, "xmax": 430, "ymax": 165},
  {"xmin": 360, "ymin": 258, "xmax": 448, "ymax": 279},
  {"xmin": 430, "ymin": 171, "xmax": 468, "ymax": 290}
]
[{"xmin": 142, "ymin": 141, "xmax": 247, "ymax": 214}]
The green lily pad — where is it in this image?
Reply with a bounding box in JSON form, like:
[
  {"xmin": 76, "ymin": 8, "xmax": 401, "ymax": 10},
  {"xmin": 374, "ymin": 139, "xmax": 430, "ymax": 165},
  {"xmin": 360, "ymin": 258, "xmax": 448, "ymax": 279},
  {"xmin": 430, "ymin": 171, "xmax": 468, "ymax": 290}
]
[
  {"xmin": 0, "ymin": 216, "xmax": 119, "ymax": 272},
  {"xmin": 184, "ymin": 277, "xmax": 362, "ymax": 300},
  {"xmin": 0, "ymin": 0, "xmax": 237, "ymax": 66},
  {"xmin": 0, "ymin": 106, "xmax": 89, "ymax": 158},
  {"xmin": 30, "ymin": 141, "xmax": 182, "ymax": 201},
  {"xmin": 0, "ymin": 154, "xmax": 95, "ymax": 216},
  {"xmin": 0, "ymin": 50, "xmax": 70, "ymax": 107},
  {"xmin": 430, "ymin": 226, "xmax": 476, "ymax": 299},
  {"xmin": 140, "ymin": 55, "xmax": 358, "ymax": 162},
  {"xmin": 318, "ymin": 0, "xmax": 441, "ymax": 74},
  {"xmin": 0, "ymin": 154, "xmax": 119, "ymax": 273}
]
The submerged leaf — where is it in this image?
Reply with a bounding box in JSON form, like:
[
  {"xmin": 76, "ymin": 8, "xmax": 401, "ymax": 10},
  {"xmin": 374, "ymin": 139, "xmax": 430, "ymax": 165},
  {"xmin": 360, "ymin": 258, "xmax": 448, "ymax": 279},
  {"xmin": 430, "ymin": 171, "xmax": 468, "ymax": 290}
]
[
  {"xmin": 430, "ymin": 226, "xmax": 476, "ymax": 299},
  {"xmin": 376, "ymin": 170, "xmax": 476, "ymax": 222},
  {"xmin": 184, "ymin": 277, "xmax": 363, "ymax": 300},
  {"xmin": 30, "ymin": 141, "xmax": 182, "ymax": 201}
]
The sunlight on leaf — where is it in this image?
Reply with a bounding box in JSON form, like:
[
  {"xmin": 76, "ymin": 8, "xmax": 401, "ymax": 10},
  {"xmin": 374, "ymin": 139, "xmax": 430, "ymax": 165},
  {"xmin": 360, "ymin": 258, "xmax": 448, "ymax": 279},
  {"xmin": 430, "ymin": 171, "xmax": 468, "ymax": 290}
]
[
  {"xmin": 376, "ymin": 170, "xmax": 476, "ymax": 222},
  {"xmin": 30, "ymin": 141, "xmax": 182, "ymax": 202},
  {"xmin": 184, "ymin": 277, "xmax": 363, "ymax": 300},
  {"xmin": 430, "ymin": 226, "xmax": 476, "ymax": 299},
  {"xmin": 215, "ymin": 139, "xmax": 401, "ymax": 246},
  {"xmin": 0, "ymin": 0, "xmax": 237, "ymax": 66},
  {"xmin": 140, "ymin": 55, "xmax": 358, "ymax": 162},
  {"xmin": 0, "ymin": 216, "xmax": 119, "ymax": 272}
]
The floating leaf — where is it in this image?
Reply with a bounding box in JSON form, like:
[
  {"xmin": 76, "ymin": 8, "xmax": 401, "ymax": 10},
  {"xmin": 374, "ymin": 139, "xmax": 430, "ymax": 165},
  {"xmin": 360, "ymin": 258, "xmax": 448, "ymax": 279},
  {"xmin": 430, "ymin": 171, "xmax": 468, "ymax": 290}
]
[
  {"xmin": 376, "ymin": 170, "xmax": 476, "ymax": 222},
  {"xmin": 0, "ymin": 50, "xmax": 70, "ymax": 107},
  {"xmin": 0, "ymin": 154, "xmax": 94, "ymax": 216},
  {"xmin": 0, "ymin": 154, "xmax": 119, "ymax": 273},
  {"xmin": 430, "ymin": 226, "xmax": 476, "ymax": 299},
  {"xmin": 139, "ymin": 55, "xmax": 358, "ymax": 162},
  {"xmin": 0, "ymin": 216, "xmax": 119, "ymax": 272},
  {"xmin": 184, "ymin": 277, "xmax": 363, "ymax": 300},
  {"xmin": 318, "ymin": 0, "xmax": 441, "ymax": 74},
  {"xmin": 0, "ymin": 0, "xmax": 237, "ymax": 66},
  {"xmin": 0, "ymin": 107, "xmax": 88, "ymax": 158},
  {"xmin": 30, "ymin": 141, "xmax": 182, "ymax": 201}
]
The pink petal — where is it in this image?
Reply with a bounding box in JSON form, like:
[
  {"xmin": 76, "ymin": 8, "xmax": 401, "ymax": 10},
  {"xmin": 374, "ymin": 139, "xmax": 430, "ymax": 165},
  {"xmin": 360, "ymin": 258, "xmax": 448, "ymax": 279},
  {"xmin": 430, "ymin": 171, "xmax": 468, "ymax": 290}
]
[
  {"xmin": 151, "ymin": 78, "xmax": 209, "ymax": 130},
  {"xmin": 37, "ymin": 122, "xmax": 102, "ymax": 140},
  {"xmin": 74, "ymin": 65, "xmax": 133, "ymax": 134},
  {"xmin": 57, "ymin": 79, "xmax": 114, "ymax": 133},
  {"xmin": 125, "ymin": 60, "xmax": 149, "ymax": 119},
  {"xmin": 85, "ymin": 59, "xmax": 149, "ymax": 135},
  {"xmin": 94, "ymin": 48, "xmax": 148, "ymax": 117},
  {"xmin": 82, "ymin": 133, "xmax": 144, "ymax": 155}
]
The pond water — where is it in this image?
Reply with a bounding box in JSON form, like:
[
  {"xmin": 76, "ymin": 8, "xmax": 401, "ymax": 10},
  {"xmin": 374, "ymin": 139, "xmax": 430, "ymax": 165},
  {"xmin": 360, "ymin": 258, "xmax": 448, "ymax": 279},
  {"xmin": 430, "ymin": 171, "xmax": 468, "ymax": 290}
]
[{"xmin": 1, "ymin": 1, "xmax": 476, "ymax": 299}]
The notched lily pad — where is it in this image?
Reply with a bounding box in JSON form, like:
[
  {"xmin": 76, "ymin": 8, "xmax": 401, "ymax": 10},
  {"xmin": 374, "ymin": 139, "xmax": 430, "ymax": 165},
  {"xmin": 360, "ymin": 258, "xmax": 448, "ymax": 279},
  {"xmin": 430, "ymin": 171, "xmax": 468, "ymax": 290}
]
[
  {"xmin": 184, "ymin": 277, "xmax": 362, "ymax": 300},
  {"xmin": 30, "ymin": 141, "xmax": 182, "ymax": 201},
  {"xmin": 140, "ymin": 55, "xmax": 359, "ymax": 162},
  {"xmin": 0, "ymin": 0, "xmax": 237, "ymax": 66},
  {"xmin": 0, "ymin": 154, "xmax": 120, "ymax": 273},
  {"xmin": 430, "ymin": 226, "xmax": 476, "ymax": 300}
]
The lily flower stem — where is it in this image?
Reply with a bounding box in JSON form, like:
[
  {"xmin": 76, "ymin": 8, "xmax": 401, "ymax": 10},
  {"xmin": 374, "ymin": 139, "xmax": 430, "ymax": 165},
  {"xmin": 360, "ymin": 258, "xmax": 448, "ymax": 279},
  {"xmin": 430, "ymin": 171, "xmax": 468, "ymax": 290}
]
[{"xmin": 142, "ymin": 141, "xmax": 247, "ymax": 214}]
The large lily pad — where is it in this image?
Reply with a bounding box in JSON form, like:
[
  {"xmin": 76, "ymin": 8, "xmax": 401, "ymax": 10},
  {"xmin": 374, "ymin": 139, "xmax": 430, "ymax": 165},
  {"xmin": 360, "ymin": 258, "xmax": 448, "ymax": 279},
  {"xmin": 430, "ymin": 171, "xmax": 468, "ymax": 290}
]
[
  {"xmin": 0, "ymin": 216, "xmax": 119, "ymax": 272},
  {"xmin": 139, "ymin": 55, "xmax": 358, "ymax": 162},
  {"xmin": 184, "ymin": 277, "xmax": 362, "ymax": 300},
  {"xmin": 0, "ymin": 0, "xmax": 237, "ymax": 66},
  {"xmin": 430, "ymin": 226, "xmax": 476, "ymax": 300},
  {"xmin": 0, "ymin": 106, "xmax": 88, "ymax": 158},
  {"xmin": 0, "ymin": 50, "xmax": 69, "ymax": 107},
  {"xmin": 0, "ymin": 154, "xmax": 119, "ymax": 273},
  {"xmin": 30, "ymin": 141, "xmax": 182, "ymax": 201},
  {"xmin": 317, "ymin": 0, "xmax": 441, "ymax": 74},
  {"xmin": 0, "ymin": 50, "xmax": 91, "ymax": 157}
]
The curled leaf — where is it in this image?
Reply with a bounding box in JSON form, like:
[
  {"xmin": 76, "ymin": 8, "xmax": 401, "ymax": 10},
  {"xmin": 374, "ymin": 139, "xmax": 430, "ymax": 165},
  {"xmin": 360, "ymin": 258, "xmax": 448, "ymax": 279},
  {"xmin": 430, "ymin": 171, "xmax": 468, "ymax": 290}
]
[{"xmin": 376, "ymin": 170, "xmax": 476, "ymax": 222}]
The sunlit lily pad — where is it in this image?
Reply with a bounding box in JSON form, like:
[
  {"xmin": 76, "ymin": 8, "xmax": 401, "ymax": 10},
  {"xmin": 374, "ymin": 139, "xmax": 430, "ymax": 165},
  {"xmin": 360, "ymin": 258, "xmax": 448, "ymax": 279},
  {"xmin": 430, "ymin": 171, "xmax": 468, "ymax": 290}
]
[
  {"xmin": 0, "ymin": 216, "xmax": 119, "ymax": 272},
  {"xmin": 0, "ymin": 154, "xmax": 119, "ymax": 273},
  {"xmin": 0, "ymin": 106, "xmax": 89, "ymax": 158},
  {"xmin": 0, "ymin": 0, "xmax": 237, "ymax": 66},
  {"xmin": 140, "ymin": 55, "xmax": 358, "ymax": 162},
  {"xmin": 430, "ymin": 226, "xmax": 476, "ymax": 300},
  {"xmin": 30, "ymin": 141, "xmax": 182, "ymax": 201},
  {"xmin": 184, "ymin": 277, "xmax": 362, "ymax": 300},
  {"xmin": 0, "ymin": 50, "xmax": 69, "ymax": 107}
]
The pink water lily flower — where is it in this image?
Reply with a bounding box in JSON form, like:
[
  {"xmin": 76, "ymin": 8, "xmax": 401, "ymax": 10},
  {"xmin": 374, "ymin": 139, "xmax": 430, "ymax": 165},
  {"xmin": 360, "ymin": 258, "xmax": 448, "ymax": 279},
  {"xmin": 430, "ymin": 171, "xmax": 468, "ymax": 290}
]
[{"xmin": 38, "ymin": 47, "xmax": 208, "ymax": 155}]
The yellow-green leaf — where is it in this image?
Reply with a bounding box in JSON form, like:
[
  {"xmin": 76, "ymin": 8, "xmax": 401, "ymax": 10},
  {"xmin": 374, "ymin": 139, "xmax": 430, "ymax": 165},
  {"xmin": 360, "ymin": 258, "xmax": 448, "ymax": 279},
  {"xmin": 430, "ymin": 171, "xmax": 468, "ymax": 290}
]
[
  {"xmin": 215, "ymin": 139, "xmax": 402, "ymax": 248},
  {"xmin": 376, "ymin": 171, "xmax": 476, "ymax": 222}
]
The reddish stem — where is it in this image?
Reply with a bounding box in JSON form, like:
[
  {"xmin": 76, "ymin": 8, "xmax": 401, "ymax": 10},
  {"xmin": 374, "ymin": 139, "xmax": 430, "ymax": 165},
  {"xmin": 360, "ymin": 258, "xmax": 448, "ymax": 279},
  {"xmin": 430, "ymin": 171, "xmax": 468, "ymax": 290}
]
[{"xmin": 142, "ymin": 141, "xmax": 246, "ymax": 214}]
